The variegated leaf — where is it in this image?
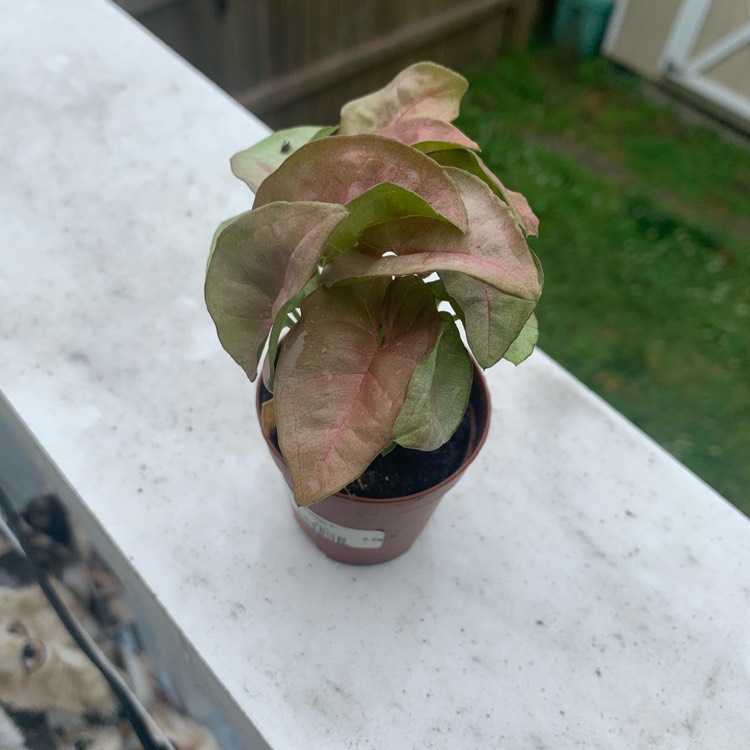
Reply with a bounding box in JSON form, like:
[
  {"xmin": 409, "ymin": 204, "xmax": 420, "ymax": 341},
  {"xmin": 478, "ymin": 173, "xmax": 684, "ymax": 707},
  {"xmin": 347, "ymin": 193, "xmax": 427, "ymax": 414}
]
[
  {"xmin": 253, "ymin": 134, "xmax": 468, "ymax": 232},
  {"xmin": 431, "ymin": 149, "xmax": 539, "ymax": 237},
  {"xmin": 393, "ymin": 312, "xmax": 473, "ymax": 451},
  {"xmin": 205, "ymin": 201, "xmax": 348, "ymax": 379},
  {"xmin": 340, "ymin": 62, "xmax": 468, "ymax": 135},
  {"xmin": 275, "ymin": 277, "xmax": 440, "ymax": 506}
]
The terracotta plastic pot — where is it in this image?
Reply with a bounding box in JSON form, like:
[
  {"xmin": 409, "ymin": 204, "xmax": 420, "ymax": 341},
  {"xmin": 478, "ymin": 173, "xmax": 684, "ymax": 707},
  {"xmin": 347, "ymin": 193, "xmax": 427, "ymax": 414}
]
[{"xmin": 255, "ymin": 362, "xmax": 490, "ymax": 565}]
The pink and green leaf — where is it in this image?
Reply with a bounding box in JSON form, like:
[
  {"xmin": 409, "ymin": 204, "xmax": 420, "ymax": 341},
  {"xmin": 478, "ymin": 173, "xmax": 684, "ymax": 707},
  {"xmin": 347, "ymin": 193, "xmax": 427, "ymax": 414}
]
[
  {"xmin": 441, "ymin": 272, "xmax": 538, "ymax": 368},
  {"xmin": 230, "ymin": 126, "xmax": 331, "ymax": 193},
  {"xmin": 339, "ymin": 62, "xmax": 468, "ymax": 135},
  {"xmin": 205, "ymin": 201, "xmax": 348, "ymax": 380},
  {"xmin": 393, "ymin": 312, "xmax": 473, "ymax": 451},
  {"xmin": 503, "ymin": 312, "xmax": 539, "ymax": 365},
  {"xmin": 431, "ymin": 149, "xmax": 539, "ymax": 237},
  {"xmin": 323, "ymin": 169, "xmax": 541, "ymax": 302},
  {"xmin": 374, "ymin": 118, "xmax": 479, "ymax": 152},
  {"xmin": 274, "ymin": 277, "xmax": 440, "ymax": 506},
  {"xmin": 206, "ymin": 214, "xmax": 241, "ymax": 272},
  {"xmin": 321, "ymin": 169, "xmax": 542, "ymax": 366},
  {"xmin": 253, "ymin": 134, "xmax": 468, "ymax": 232},
  {"xmin": 261, "ymin": 274, "xmax": 320, "ymax": 392},
  {"xmin": 326, "ymin": 182, "xmax": 460, "ymax": 256}
]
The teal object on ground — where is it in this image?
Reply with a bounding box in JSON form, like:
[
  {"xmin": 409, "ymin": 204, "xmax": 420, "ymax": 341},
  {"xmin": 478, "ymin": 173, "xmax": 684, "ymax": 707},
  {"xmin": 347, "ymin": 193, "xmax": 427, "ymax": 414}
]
[{"xmin": 552, "ymin": 0, "xmax": 615, "ymax": 57}]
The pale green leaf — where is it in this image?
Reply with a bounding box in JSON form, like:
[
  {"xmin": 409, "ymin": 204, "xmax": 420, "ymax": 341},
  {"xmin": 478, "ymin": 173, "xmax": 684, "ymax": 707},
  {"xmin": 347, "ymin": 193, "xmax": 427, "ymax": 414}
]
[
  {"xmin": 503, "ymin": 313, "xmax": 539, "ymax": 365},
  {"xmin": 393, "ymin": 313, "xmax": 473, "ymax": 451},
  {"xmin": 312, "ymin": 126, "xmax": 337, "ymax": 140},
  {"xmin": 230, "ymin": 126, "xmax": 328, "ymax": 193}
]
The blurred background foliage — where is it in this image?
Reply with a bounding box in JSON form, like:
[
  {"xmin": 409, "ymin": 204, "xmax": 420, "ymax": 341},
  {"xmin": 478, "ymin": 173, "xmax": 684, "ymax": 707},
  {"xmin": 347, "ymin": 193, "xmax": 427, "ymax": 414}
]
[{"xmin": 458, "ymin": 48, "xmax": 750, "ymax": 515}]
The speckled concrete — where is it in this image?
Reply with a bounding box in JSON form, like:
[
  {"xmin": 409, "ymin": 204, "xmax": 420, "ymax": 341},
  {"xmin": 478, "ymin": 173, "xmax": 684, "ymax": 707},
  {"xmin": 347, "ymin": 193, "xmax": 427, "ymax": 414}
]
[{"xmin": 2, "ymin": 2, "xmax": 749, "ymax": 748}]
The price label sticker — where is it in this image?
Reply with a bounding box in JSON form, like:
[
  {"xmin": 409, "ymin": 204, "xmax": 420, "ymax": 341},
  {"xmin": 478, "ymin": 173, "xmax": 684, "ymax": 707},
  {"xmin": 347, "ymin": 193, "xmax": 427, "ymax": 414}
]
[{"xmin": 292, "ymin": 502, "xmax": 385, "ymax": 549}]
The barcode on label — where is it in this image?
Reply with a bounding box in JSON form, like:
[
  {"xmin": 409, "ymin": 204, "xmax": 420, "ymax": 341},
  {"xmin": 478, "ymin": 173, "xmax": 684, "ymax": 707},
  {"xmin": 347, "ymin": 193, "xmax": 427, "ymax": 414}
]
[
  {"xmin": 309, "ymin": 517, "xmax": 347, "ymax": 545},
  {"xmin": 293, "ymin": 502, "xmax": 385, "ymax": 549}
]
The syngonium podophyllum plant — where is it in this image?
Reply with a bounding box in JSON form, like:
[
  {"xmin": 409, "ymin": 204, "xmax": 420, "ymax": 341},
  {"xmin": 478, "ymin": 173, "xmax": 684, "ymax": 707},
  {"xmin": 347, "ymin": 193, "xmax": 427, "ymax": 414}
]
[{"xmin": 205, "ymin": 62, "xmax": 543, "ymax": 507}]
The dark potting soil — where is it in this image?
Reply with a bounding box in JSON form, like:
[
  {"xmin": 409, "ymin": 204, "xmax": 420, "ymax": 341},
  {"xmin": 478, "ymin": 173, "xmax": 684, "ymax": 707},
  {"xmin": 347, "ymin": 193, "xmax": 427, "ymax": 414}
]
[
  {"xmin": 259, "ymin": 384, "xmax": 473, "ymax": 499},
  {"xmin": 344, "ymin": 409, "xmax": 472, "ymax": 498}
]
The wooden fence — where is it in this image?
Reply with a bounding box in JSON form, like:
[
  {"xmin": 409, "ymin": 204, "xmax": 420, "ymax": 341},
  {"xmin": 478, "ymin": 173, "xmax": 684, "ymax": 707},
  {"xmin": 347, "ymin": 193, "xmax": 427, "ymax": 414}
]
[{"xmin": 116, "ymin": 0, "xmax": 538, "ymax": 126}]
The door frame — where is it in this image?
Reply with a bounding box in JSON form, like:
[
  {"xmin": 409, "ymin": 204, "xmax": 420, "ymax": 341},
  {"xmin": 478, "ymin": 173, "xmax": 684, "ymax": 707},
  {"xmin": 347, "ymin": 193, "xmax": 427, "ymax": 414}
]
[{"xmin": 660, "ymin": 0, "xmax": 750, "ymax": 121}]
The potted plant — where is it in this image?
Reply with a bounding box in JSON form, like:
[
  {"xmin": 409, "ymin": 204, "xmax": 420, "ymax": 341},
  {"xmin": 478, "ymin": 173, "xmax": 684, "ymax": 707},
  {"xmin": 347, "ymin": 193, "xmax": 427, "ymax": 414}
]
[{"xmin": 205, "ymin": 62, "xmax": 543, "ymax": 564}]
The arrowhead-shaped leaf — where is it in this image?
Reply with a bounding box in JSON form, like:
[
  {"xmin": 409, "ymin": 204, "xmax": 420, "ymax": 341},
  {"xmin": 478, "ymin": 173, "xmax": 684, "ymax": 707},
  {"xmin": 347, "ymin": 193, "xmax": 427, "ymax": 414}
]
[
  {"xmin": 323, "ymin": 169, "xmax": 541, "ymax": 302},
  {"xmin": 431, "ymin": 149, "xmax": 539, "ymax": 237},
  {"xmin": 327, "ymin": 182, "xmax": 460, "ymax": 255},
  {"xmin": 321, "ymin": 169, "xmax": 542, "ymax": 367},
  {"xmin": 374, "ymin": 118, "xmax": 479, "ymax": 152},
  {"xmin": 441, "ymin": 272, "xmax": 539, "ymax": 368},
  {"xmin": 205, "ymin": 201, "xmax": 348, "ymax": 379},
  {"xmin": 340, "ymin": 62, "xmax": 468, "ymax": 135},
  {"xmin": 230, "ymin": 126, "xmax": 331, "ymax": 193},
  {"xmin": 253, "ymin": 134, "xmax": 468, "ymax": 232},
  {"xmin": 275, "ymin": 277, "xmax": 440, "ymax": 506},
  {"xmin": 393, "ymin": 312, "xmax": 473, "ymax": 451},
  {"xmin": 503, "ymin": 312, "xmax": 539, "ymax": 365}
]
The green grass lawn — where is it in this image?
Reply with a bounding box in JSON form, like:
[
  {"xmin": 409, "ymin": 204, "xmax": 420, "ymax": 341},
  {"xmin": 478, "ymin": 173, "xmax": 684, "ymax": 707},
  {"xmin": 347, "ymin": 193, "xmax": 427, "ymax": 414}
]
[{"xmin": 457, "ymin": 48, "xmax": 750, "ymax": 515}]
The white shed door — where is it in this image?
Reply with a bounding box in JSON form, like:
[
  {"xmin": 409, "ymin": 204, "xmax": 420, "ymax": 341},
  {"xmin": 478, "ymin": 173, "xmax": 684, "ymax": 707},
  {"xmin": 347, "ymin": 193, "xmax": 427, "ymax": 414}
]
[{"xmin": 662, "ymin": 0, "xmax": 750, "ymax": 121}]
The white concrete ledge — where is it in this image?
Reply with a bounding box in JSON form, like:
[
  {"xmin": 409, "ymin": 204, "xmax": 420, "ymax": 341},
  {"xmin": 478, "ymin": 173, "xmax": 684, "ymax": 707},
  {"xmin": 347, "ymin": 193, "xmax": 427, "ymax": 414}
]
[{"xmin": 2, "ymin": 1, "xmax": 749, "ymax": 748}]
